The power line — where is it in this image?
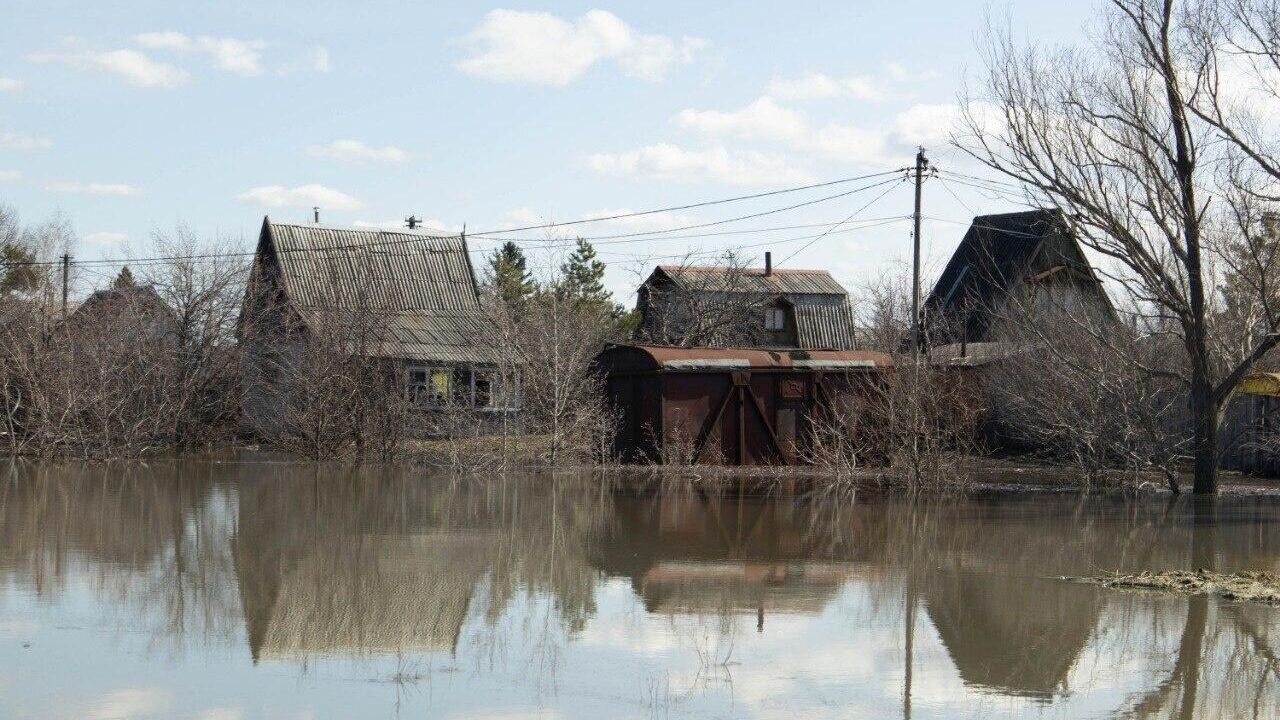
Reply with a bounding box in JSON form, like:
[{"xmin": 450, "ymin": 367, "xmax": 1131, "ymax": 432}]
[
  {"xmin": 0, "ymin": 172, "xmax": 912, "ymax": 273},
  {"xmin": 596, "ymin": 216, "xmax": 910, "ymax": 261},
  {"xmin": 778, "ymin": 180, "xmax": 904, "ymax": 266},
  {"xmin": 465, "ymin": 168, "xmax": 907, "ymax": 237}
]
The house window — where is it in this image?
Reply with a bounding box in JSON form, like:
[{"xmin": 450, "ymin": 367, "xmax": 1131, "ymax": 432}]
[
  {"xmin": 406, "ymin": 365, "xmax": 452, "ymax": 405},
  {"xmin": 765, "ymin": 307, "xmax": 787, "ymax": 331}
]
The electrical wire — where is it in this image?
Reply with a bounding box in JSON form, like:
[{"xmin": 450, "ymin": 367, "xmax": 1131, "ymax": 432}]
[
  {"xmin": 777, "ymin": 178, "xmax": 905, "ymax": 266},
  {"xmin": 465, "ymin": 168, "xmax": 907, "ymax": 237}
]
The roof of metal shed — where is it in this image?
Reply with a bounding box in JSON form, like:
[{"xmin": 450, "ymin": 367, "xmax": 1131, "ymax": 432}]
[{"xmin": 599, "ymin": 344, "xmax": 892, "ymax": 372}]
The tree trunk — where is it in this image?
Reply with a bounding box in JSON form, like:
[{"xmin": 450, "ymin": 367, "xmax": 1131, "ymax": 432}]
[{"xmin": 1189, "ymin": 363, "xmax": 1218, "ymax": 495}]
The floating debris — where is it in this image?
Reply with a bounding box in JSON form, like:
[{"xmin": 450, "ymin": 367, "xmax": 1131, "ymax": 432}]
[{"xmin": 1064, "ymin": 569, "xmax": 1280, "ymax": 604}]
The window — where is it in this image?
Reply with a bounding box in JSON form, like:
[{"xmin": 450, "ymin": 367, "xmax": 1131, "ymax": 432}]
[
  {"xmin": 406, "ymin": 365, "xmax": 452, "ymax": 405},
  {"xmin": 474, "ymin": 371, "xmax": 494, "ymax": 408},
  {"xmin": 765, "ymin": 306, "xmax": 787, "ymax": 331}
]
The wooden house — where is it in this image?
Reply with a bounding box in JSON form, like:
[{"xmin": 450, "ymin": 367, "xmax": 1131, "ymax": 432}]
[
  {"xmin": 923, "ymin": 209, "xmax": 1114, "ymax": 348},
  {"xmin": 635, "ymin": 254, "xmax": 858, "ymax": 350},
  {"xmin": 67, "ymin": 266, "xmax": 178, "ymax": 342},
  {"xmin": 239, "ymin": 218, "xmax": 509, "ymax": 435}
]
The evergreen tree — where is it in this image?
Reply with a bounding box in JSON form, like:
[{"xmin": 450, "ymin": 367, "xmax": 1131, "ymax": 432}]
[
  {"xmin": 485, "ymin": 241, "xmax": 535, "ymax": 310},
  {"xmin": 112, "ymin": 266, "xmax": 136, "ymax": 289},
  {"xmin": 0, "ymin": 243, "xmax": 41, "ymax": 296},
  {"xmin": 556, "ymin": 238, "xmax": 613, "ymax": 310}
]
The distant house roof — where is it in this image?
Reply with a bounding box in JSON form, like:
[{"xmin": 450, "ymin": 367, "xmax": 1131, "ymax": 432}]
[
  {"xmin": 249, "ymin": 219, "xmax": 498, "ymax": 364},
  {"xmin": 639, "ymin": 264, "xmax": 857, "ymax": 350},
  {"xmin": 923, "ymin": 209, "xmax": 1110, "ymax": 343},
  {"xmin": 69, "ymin": 273, "xmax": 177, "ymax": 337},
  {"xmin": 652, "ymin": 265, "xmax": 849, "ymax": 295}
]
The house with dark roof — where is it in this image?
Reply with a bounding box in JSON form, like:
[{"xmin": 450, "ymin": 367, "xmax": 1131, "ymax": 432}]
[
  {"xmin": 68, "ymin": 266, "xmax": 178, "ymax": 342},
  {"xmin": 635, "ymin": 254, "xmax": 858, "ymax": 349},
  {"xmin": 923, "ymin": 209, "xmax": 1114, "ymax": 349},
  {"xmin": 240, "ymin": 218, "xmax": 507, "ymax": 434}
]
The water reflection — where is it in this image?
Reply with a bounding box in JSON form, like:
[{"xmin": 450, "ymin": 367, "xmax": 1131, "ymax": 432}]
[{"xmin": 2, "ymin": 461, "xmax": 1280, "ymax": 719}]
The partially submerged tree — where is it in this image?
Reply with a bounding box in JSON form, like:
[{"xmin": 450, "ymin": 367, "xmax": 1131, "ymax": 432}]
[{"xmin": 960, "ymin": 0, "xmax": 1280, "ymax": 493}]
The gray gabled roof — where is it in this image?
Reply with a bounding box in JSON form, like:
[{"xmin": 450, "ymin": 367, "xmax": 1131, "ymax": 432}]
[
  {"xmin": 653, "ymin": 265, "xmax": 848, "ymax": 295},
  {"xmin": 256, "ymin": 219, "xmax": 498, "ymax": 364}
]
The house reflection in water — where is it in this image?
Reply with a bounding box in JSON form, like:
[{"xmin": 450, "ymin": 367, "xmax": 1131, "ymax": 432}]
[
  {"xmin": 6, "ymin": 465, "xmax": 1280, "ymax": 718},
  {"xmin": 593, "ymin": 488, "xmax": 875, "ymax": 629},
  {"xmin": 232, "ymin": 473, "xmax": 501, "ymax": 663}
]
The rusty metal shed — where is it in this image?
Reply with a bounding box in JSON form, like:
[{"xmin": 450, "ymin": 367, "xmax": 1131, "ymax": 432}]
[{"xmin": 597, "ymin": 345, "xmax": 893, "ymax": 466}]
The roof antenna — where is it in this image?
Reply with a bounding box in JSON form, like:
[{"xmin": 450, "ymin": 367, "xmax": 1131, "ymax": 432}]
[
  {"xmin": 461, "ymin": 222, "xmax": 466, "ymax": 242},
  {"xmin": 313, "ymin": 206, "xmax": 320, "ymax": 224},
  {"xmin": 405, "ymin": 215, "xmax": 420, "ymax": 230}
]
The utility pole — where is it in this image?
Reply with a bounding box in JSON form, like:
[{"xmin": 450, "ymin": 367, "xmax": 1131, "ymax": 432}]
[
  {"xmin": 60, "ymin": 253, "xmax": 70, "ymax": 316},
  {"xmin": 911, "ymin": 147, "xmax": 929, "ymax": 360}
]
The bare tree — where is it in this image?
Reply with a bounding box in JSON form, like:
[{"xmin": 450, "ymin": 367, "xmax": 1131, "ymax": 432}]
[
  {"xmin": 959, "ymin": 0, "xmax": 1280, "ymax": 493},
  {"xmin": 635, "ymin": 251, "xmax": 774, "ymax": 348}
]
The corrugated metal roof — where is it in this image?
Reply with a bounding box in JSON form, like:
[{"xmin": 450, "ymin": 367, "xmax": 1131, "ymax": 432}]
[
  {"xmin": 792, "ymin": 302, "xmax": 857, "ymax": 350},
  {"xmin": 260, "ymin": 220, "xmax": 495, "ymax": 364},
  {"xmin": 641, "ymin": 265, "xmax": 857, "ymax": 350},
  {"xmin": 655, "ymin": 265, "xmax": 848, "ymax": 295},
  {"xmin": 599, "ymin": 344, "xmax": 893, "ymax": 371},
  {"xmin": 269, "ymin": 222, "xmax": 481, "ymax": 312}
]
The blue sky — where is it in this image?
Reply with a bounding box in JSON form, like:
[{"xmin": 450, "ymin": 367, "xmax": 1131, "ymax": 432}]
[{"xmin": 0, "ymin": 1, "xmax": 1097, "ymax": 300}]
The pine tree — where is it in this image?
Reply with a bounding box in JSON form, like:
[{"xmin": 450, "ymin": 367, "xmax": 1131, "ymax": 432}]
[
  {"xmin": 485, "ymin": 241, "xmax": 535, "ymax": 310},
  {"xmin": 557, "ymin": 238, "xmax": 612, "ymax": 309},
  {"xmin": 0, "ymin": 243, "xmax": 41, "ymax": 296},
  {"xmin": 112, "ymin": 266, "xmax": 136, "ymax": 289}
]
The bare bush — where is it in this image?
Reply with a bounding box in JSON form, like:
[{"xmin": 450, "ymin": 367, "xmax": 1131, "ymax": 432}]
[
  {"xmin": 0, "ymin": 225, "xmax": 248, "ymax": 457},
  {"xmin": 988, "ymin": 293, "xmax": 1187, "ymax": 491},
  {"xmin": 635, "ymin": 251, "xmax": 774, "ymax": 348}
]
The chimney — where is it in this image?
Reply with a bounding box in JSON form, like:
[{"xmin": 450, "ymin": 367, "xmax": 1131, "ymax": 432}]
[
  {"xmin": 313, "ymin": 206, "xmax": 320, "ymax": 224},
  {"xmin": 764, "ymin": 251, "xmax": 772, "ymax": 276}
]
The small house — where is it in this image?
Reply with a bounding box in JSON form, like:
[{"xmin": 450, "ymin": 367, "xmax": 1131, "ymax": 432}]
[
  {"xmin": 68, "ymin": 266, "xmax": 178, "ymax": 342},
  {"xmin": 635, "ymin": 254, "xmax": 858, "ymax": 349},
  {"xmin": 240, "ymin": 218, "xmax": 509, "ymax": 435},
  {"xmin": 923, "ymin": 209, "xmax": 1113, "ymax": 348}
]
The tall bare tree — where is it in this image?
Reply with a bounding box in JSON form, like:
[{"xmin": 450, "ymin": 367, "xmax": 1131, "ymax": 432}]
[{"xmin": 960, "ymin": 0, "xmax": 1280, "ymax": 493}]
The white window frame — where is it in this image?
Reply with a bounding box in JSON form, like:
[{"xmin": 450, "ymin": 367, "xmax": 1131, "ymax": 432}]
[{"xmin": 765, "ymin": 306, "xmax": 787, "ymax": 331}]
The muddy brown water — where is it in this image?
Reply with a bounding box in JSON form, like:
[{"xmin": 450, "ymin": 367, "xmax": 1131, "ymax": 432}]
[{"xmin": 3, "ymin": 461, "xmax": 1280, "ymax": 719}]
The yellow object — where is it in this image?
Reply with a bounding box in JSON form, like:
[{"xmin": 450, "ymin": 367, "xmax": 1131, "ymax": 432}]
[{"xmin": 1237, "ymin": 372, "xmax": 1280, "ymax": 397}]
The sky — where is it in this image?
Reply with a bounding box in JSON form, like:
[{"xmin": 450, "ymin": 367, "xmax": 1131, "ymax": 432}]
[{"xmin": 0, "ymin": 1, "xmax": 1099, "ymax": 302}]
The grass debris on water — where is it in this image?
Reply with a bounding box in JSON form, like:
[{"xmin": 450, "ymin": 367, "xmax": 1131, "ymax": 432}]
[{"xmin": 1063, "ymin": 569, "xmax": 1280, "ymax": 604}]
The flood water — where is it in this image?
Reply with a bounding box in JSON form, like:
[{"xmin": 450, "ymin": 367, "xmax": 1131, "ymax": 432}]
[{"xmin": 3, "ymin": 462, "xmax": 1280, "ymax": 719}]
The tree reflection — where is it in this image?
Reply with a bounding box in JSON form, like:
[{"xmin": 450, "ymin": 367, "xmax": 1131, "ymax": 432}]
[{"xmin": 3, "ymin": 466, "xmax": 1280, "ymax": 718}]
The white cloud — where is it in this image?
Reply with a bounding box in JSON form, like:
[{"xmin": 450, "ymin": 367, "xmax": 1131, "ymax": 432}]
[
  {"xmin": 28, "ymin": 48, "xmax": 187, "ymax": 88},
  {"xmin": 766, "ymin": 73, "xmax": 882, "ymax": 102},
  {"xmin": 87, "ymin": 688, "xmax": 169, "ymax": 720},
  {"xmin": 306, "ymin": 139, "xmax": 408, "ymax": 163},
  {"xmin": 0, "ymin": 131, "xmax": 52, "ymax": 151},
  {"xmin": 45, "ymin": 181, "xmax": 141, "ymax": 196},
  {"xmin": 677, "ymin": 97, "xmax": 807, "ymax": 143},
  {"xmin": 310, "ymin": 47, "xmax": 330, "ymax": 73},
  {"xmin": 0, "ymin": 170, "xmax": 22, "ymax": 183},
  {"xmin": 236, "ymin": 184, "xmax": 364, "ymax": 210},
  {"xmin": 587, "ymin": 143, "xmax": 812, "ymax": 187},
  {"xmin": 675, "ymin": 96, "xmax": 899, "ymax": 167},
  {"xmin": 197, "ymin": 709, "xmax": 243, "ymax": 720},
  {"xmin": 84, "ymin": 231, "xmax": 128, "ymax": 246},
  {"xmin": 135, "ymin": 32, "xmax": 265, "ymax": 76},
  {"xmin": 0, "ymin": 77, "xmax": 22, "ymax": 92},
  {"xmin": 456, "ymin": 9, "xmax": 705, "ymax": 86},
  {"xmin": 892, "ymin": 103, "xmax": 961, "ymax": 146}
]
